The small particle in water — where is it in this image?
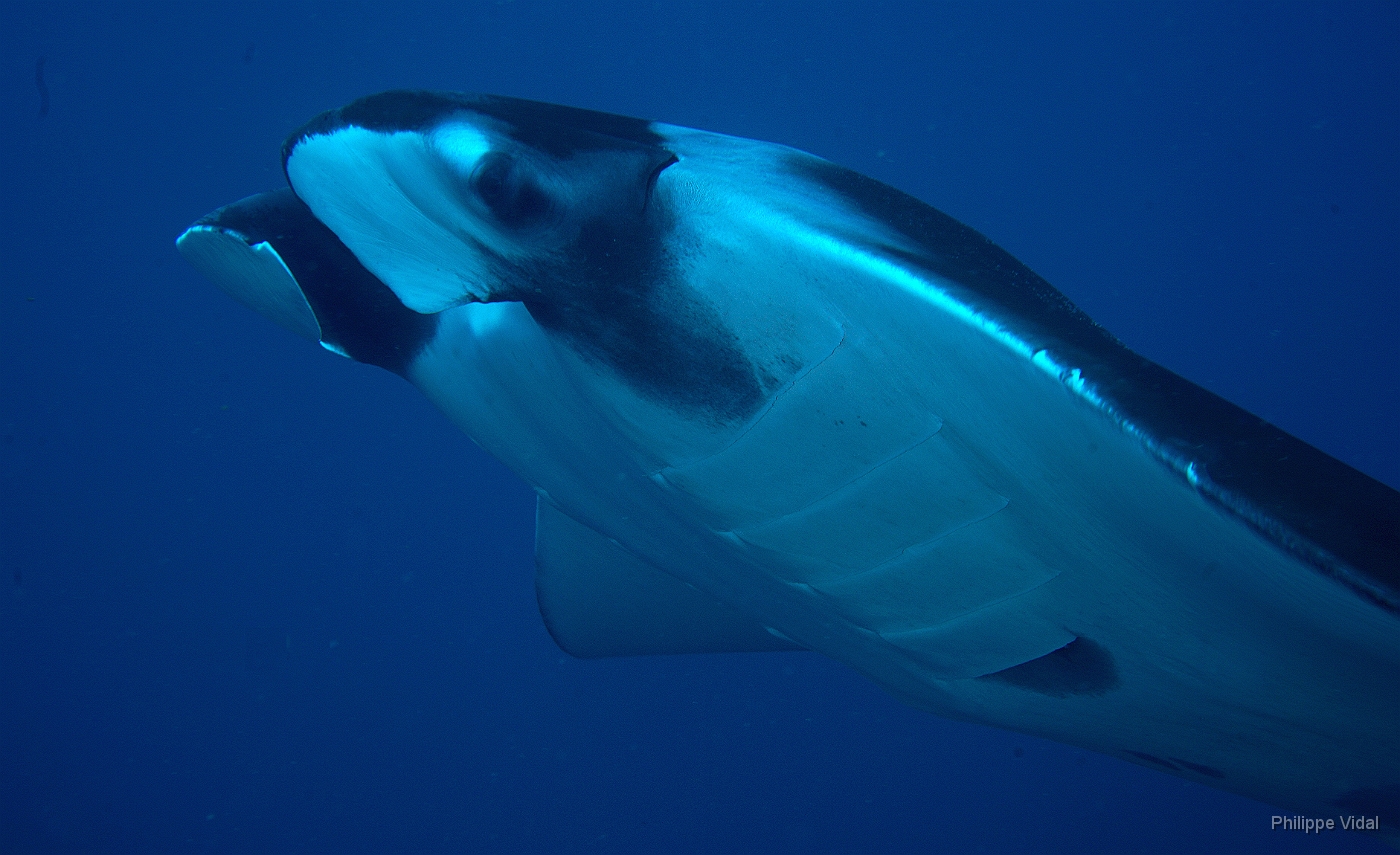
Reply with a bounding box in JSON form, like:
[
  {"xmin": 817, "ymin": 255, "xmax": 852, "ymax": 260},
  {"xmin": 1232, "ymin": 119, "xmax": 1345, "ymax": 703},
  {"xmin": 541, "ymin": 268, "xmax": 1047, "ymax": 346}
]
[
  {"xmin": 1330, "ymin": 203, "xmax": 1340, "ymax": 214},
  {"xmin": 243, "ymin": 42, "xmax": 256, "ymax": 64},
  {"xmin": 1013, "ymin": 747, "xmax": 1025, "ymax": 758}
]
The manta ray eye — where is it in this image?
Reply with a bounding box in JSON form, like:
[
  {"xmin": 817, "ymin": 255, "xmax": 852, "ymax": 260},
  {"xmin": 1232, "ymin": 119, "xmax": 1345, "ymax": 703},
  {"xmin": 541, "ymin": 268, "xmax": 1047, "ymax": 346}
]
[{"xmin": 471, "ymin": 152, "xmax": 552, "ymax": 228}]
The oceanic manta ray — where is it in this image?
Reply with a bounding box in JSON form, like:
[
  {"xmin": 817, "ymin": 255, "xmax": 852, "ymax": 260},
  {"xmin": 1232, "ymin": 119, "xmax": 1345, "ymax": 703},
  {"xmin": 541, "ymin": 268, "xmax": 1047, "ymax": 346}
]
[{"xmin": 177, "ymin": 91, "xmax": 1399, "ymax": 843}]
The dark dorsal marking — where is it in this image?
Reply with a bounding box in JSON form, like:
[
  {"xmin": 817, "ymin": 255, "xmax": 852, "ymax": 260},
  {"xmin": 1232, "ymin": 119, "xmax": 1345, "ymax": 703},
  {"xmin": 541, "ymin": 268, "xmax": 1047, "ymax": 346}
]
[
  {"xmin": 979, "ymin": 636, "xmax": 1119, "ymax": 698},
  {"xmin": 198, "ymin": 189, "xmax": 437, "ymax": 376},
  {"xmin": 522, "ymin": 214, "xmax": 763, "ymax": 424}
]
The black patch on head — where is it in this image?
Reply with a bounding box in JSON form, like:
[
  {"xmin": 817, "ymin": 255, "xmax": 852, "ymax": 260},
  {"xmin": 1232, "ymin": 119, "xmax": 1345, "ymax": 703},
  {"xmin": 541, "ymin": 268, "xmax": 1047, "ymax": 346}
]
[
  {"xmin": 198, "ymin": 189, "xmax": 437, "ymax": 376},
  {"xmin": 521, "ymin": 208, "xmax": 763, "ymax": 423},
  {"xmin": 469, "ymin": 93, "xmax": 668, "ymax": 157},
  {"xmin": 283, "ymin": 89, "xmax": 667, "ymax": 168},
  {"xmin": 1333, "ymin": 787, "xmax": 1400, "ymax": 830},
  {"xmin": 471, "ymin": 152, "xmax": 554, "ymax": 229},
  {"xmin": 979, "ymin": 636, "xmax": 1119, "ymax": 697},
  {"xmin": 790, "ymin": 154, "xmax": 1400, "ymax": 616}
]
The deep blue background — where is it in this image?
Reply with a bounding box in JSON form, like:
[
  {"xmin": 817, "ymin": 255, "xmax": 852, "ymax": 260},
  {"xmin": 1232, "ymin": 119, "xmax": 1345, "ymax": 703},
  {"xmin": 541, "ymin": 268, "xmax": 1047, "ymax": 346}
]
[{"xmin": 3, "ymin": 2, "xmax": 1397, "ymax": 852}]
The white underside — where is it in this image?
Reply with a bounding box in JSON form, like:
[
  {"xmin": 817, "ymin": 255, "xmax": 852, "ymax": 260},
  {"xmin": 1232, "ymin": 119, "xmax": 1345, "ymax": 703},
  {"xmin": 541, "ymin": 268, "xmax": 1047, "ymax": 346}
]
[
  {"xmin": 406, "ymin": 189, "xmax": 1398, "ymax": 828},
  {"xmin": 288, "ymin": 119, "xmax": 1398, "ymax": 832}
]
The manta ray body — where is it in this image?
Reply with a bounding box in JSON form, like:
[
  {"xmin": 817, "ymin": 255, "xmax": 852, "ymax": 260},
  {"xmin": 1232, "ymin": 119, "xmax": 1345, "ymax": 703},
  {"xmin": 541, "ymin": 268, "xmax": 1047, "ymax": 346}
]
[{"xmin": 178, "ymin": 91, "xmax": 1400, "ymax": 841}]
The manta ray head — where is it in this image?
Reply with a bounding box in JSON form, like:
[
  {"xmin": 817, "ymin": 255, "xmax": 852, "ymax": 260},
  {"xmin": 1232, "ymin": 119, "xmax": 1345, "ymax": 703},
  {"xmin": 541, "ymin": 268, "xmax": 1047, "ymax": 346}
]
[{"xmin": 283, "ymin": 90, "xmax": 765, "ymax": 423}]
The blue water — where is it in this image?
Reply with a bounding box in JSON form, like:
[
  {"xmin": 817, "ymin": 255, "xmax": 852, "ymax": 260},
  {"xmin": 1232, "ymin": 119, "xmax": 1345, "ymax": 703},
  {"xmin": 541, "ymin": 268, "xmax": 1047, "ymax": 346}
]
[{"xmin": 3, "ymin": 2, "xmax": 1396, "ymax": 852}]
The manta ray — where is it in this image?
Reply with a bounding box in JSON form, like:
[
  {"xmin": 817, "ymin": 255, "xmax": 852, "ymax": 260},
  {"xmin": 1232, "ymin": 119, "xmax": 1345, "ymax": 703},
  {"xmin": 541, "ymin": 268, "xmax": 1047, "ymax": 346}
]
[{"xmin": 177, "ymin": 91, "xmax": 1399, "ymax": 843}]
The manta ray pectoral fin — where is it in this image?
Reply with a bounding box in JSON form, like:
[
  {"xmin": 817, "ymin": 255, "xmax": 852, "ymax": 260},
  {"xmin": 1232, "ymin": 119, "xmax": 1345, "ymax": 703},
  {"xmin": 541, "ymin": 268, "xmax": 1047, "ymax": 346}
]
[{"xmin": 534, "ymin": 500, "xmax": 803, "ymax": 658}]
